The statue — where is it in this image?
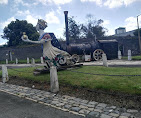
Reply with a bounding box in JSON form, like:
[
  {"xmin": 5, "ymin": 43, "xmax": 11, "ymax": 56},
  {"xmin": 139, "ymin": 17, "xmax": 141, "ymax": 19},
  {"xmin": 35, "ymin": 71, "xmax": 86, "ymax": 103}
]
[{"xmin": 21, "ymin": 19, "xmax": 76, "ymax": 68}]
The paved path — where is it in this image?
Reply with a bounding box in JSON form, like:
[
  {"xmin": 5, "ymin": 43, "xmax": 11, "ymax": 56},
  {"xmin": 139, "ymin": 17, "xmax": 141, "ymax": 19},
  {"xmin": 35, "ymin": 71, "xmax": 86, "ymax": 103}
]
[
  {"xmin": 0, "ymin": 82, "xmax": 140, "ymax": 118},
  {"xmin": 81, "ymin": 60, "xmax": 141, "ymax": 67},
  {"xmin": 1, "ymin": 60, "xmax": 141, "ymax": 69},
  {"xmin": 0, "ymin": 90, "xmax": 83, "ymax": 118}
]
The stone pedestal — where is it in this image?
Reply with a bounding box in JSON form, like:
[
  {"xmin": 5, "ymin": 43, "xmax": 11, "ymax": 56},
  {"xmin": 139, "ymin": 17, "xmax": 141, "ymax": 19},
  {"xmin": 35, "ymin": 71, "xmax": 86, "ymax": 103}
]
[
  {"xmin": 27, "ymin": 57, "xmax": 29, "ymax": 64},
  {"xmin": 118, "ymin": 51, "xmax": 122, "ymax": 60},
  {"xmin": 128, "ymin": 50, "xmax": 132, "ymax": 61},
  {"xmin": 2, "ymin": 65, "xmax": 9, "ymax": 83},
  {"xmin": 41, "ymin": 57, "xmax": 44, "ymax": 64},
  {"xmin": 102, "ymin": 53, "xmax": 108, "ymax": 67},
  {"xmin": 50, "ymin": 66, "xmax": 59, "ymax": 93},
  {"xmin": 16, "ymin": 58, "xmax": 18, "ymax": 64}
]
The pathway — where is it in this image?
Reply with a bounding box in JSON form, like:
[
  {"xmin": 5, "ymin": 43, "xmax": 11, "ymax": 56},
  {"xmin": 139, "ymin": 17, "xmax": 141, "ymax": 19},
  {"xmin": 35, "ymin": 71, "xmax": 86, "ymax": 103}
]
[{"xmin": 0, "ymin": 82, "xmax": 140, "ymax": 118}]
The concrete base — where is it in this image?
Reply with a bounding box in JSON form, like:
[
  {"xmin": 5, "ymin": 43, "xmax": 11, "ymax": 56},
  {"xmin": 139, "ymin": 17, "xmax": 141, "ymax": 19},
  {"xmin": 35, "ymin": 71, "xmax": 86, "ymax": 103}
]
[
  {"xmin": 50, "ymin": 66, "xmax": 59, "ymax": 93},
  {"xmin": 2, "ymin": 65, "xmax": 9, "ymax": 83},
  {"xmin": 102, "ymin": 53, "xmax": 108, "ymax": 67}
]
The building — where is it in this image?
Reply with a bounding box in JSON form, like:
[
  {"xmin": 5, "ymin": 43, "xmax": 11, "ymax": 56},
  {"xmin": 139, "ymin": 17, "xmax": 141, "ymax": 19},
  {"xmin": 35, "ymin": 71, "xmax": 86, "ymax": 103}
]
[
  {"xmin": 115, "ymin": 27, "xmax": 126, "ymax": 34},
  {"xmin": 114, "ymin": 27, "xmax": 135, "ymax": 37}
]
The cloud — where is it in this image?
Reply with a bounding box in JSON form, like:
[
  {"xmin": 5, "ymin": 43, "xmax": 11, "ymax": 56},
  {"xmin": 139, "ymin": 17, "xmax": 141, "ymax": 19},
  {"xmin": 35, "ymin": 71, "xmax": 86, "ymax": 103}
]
[
  {"xmin": 34, "ymin": 0, "xmax": 72, "ymax": 5},
  {"xmin": 0, "ymin": 0, "xmax": 8, "ymax": 4},
  {"xmin": 0, "ymin": 17, "xmax": 16, "ymax": 29},
  {"xmin": 16, "ymin": 10, "xmax": 30, "ymax": 16},
  {"xmin": 80, "ymin": 0, "xmax": 102, "ymax": 5},
  {"xmin": 56, "ymin": 6, "xmax": 62, "ymax": 15},
  {"xmin": 80, "ymin": 0, "xmax": 140, "ymax": 8},
  {"xmin": 0, "ymin": 41, "xmax": 7, "ymax": 46},
  {"xmin": 14, "ymin": 0, "xmax": 30, "ymax": 7},
  {"xmin": 104, "ymin": 0, "xmax": 140, "ymax": 8},
  {"xmin": 104, "ymin": 0, "xmax": 123, "ymax": 8},
  {"xmin": 102, "ymin": 20, "xmax": 110, "ymax": 26},
  {"xmin": 45, "ymin": 11, "xmax": 60, "ymax": 24},
  {"xmin": 124, "ymin": 16, "xmax": 141, "ymax": 31},
  {"xmin": 106, "ymin": 28, "xmax": 115, "ymax": 35},
  {"xmin": 124, "ymin": 0, "xmax": 139, "ymax": 6},
  {"xmin": 26, "ymin": 15, "xmax": 42, "ymax": 26},
  {"xmin": 51, "ymin": 0, "xmax": 72, "ymax": 5}
]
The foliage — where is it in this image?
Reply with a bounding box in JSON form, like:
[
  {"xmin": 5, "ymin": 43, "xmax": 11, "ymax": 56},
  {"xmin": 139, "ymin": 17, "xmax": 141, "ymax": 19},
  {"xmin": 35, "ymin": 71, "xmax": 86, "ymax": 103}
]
[
  {"xmin": 80, "ymin": 14, "xmax": 106, "ymax": 39},
  {"xmin": 64, "ymin": 17, "xmax": 80, "ymax": 40},
  {"xmin": 64, "ymin": 14, "xmax": 107, "ymax": 41},
  {"xmin": 1, "ymin": 19, "xmax": 39, "ymax": 47},
  {"xmin": 134, "ymin": 29, "xmax": 141, "ymax": 37}
]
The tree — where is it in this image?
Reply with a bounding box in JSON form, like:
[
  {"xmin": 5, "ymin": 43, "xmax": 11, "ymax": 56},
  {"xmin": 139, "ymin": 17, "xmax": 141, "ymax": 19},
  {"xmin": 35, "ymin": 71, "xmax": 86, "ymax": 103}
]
[
  {"xmin": 1, "ymin": 19, "xmax": 39, "ymax": 47},
  {"xmin": 134, "ymin": 29, "xmax": 141, "ymax": 37},
  {"xmin": 64, "ymin": 17, "xmax": 80, "ymax": 40},
  {"xmin": 80, "ymin": 14, "xmax": 106, "ymax": 39}
]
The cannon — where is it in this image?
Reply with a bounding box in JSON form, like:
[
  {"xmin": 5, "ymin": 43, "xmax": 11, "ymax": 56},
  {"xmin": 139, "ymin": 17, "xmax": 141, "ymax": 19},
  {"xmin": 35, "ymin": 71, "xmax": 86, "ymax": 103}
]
[{"xmin": 67, "ymin": 39, "xmax": 118, "ymax": 61}]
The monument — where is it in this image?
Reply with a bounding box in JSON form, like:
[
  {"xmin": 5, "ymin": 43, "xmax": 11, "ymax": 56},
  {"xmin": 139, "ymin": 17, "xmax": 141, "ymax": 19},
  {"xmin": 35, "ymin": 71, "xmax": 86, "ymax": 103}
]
[
  {"xmin": 22, "ymin": 19, "xmax": 76, "ymax": 68},
  {"xmin": 21, "ymin": 19, "xmax": 78, "ymax": 92}
]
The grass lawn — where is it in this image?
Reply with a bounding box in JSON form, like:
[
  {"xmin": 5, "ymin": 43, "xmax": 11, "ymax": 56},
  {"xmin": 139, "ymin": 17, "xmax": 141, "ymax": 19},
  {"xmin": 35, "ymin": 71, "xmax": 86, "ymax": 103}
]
[
  {"xmin": 123, "ymin": 55, "xmax": 141, "ymax": 60},
  {"xmin": 0, "ymin": 59, "xmax": 41, "ymax": 64},
  {"xmin": 0, "ymin": 66, "xmax": 141, "ymax": 95}
]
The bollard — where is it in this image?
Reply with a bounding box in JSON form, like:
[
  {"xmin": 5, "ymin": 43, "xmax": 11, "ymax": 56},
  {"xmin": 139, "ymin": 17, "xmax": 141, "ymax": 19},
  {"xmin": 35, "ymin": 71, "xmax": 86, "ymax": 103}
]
[
  {"xmin": 16, "ymin": 58, "xmax": 18, "ymax": 64},
  {"xmin": 6, "ymin": 59, "xmax": 8, "ymax": 64},
  {"xmin": 118, "ymin": 50, "xmax": 122, "ymax": 60},
  {"xmin": 128, "ymin": 50, "xmax": 132, "ymax": 61},
  {"xmin": 40, "ymin": 57, "xmax": 44, "ymax": 64},
  {"xmin": 27, "ymin": 57, "xmax": 29, "ymax": 64},
  {"xmin": 50, "ymin": 66, "xmax": 59, "ymax": 93},
  {"xmin": 31, "ymin": 58, "xmax": 35, "ymax": 66},
  {"xmin": 102, "ymin": 53, "xmax": 108, "ymax": 67},
  {"xmin": 2, "ymin": 65, "xmax": 9, "ymax": 83}
]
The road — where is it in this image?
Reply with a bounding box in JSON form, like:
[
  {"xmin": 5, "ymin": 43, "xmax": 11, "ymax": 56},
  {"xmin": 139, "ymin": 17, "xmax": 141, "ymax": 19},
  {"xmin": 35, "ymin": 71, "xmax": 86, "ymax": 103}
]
[{"xmin": 0, "ymin": 91, "xmax": 83, "ymax": 118}]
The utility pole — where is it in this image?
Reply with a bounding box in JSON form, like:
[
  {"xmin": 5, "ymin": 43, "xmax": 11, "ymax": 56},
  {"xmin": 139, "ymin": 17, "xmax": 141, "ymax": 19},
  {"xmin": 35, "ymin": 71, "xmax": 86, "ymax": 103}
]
[
  {"xmin": 137, "ymin": 15, "xmax": 141, "ymax": 54},
  {"xmin": 64, "ymin": 11, "xmax": 69, "ymax": 51}
]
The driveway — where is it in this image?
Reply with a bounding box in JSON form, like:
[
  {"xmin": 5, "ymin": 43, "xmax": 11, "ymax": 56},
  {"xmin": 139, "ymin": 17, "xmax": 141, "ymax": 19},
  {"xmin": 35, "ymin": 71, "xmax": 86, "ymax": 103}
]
[{"xmin": 0, "ymin": 91, "xmax": 83, "ymax": 118}]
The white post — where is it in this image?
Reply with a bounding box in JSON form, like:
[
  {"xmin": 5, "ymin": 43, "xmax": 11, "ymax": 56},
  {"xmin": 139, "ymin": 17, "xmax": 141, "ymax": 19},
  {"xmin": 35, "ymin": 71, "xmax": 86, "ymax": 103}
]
[
  {"xmin": 2, "ymin": 65, "xmax": 9, "ymax": 83},
  {"xmin": 50, "ymin": 66, "xmax": 59, "ymax": 93},
  {"xmin": 118, "ymin": 50, "xmax": 122, "ymax": 60},
  {"xmin": 6, "ymin": 59, "xmax": 8, "ymax": 64},
  {"xmin": 40, "ymin": 57, "xmax": 44, "ymax": 64},
  {"xmin": 128, "ymin": 50, "xmax": 132, "ymax": 61},
  {"xmin": 102, "ymin": 53, "xmax": 108, "ymax": 67},
  {"xmin": 10, "ymin": 52, "xmax": 12, "ymax": 61},
  {"xmin": 31, "ymin": 58, "xmax": 35, "ymax": 66},
  {"xmin": 27, "ymin": 57, "xmax": 29, "ymax": 64},
  {"xmin": 16, "ymin": 58, "xmax": 18, "ymax": 64}
]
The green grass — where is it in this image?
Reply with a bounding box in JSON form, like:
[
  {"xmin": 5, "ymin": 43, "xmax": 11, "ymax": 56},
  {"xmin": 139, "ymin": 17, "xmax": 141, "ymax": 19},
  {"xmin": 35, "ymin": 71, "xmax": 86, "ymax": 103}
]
[
  {"xmin": 123, "ymin": 55, "xmax": 141, "ymax": 60},
  {"xmin": 0, "ymin": 59, "xmax": 41, "ymax": 64},
  {"xmin": 0, "ymin": 66, "xmax": 141, "ymax": 95}
]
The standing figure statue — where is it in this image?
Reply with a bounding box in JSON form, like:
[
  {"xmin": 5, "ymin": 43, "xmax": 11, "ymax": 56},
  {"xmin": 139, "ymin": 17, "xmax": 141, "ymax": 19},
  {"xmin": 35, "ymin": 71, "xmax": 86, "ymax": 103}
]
[{"xmin": 21, "ymin": 19, "xmax": 77, "ymax": 68}]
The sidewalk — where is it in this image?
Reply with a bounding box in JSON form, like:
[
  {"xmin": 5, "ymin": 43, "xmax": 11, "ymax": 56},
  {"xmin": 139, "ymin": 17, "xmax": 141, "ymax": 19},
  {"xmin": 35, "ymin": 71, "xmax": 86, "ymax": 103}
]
[
  {"xmin": 0, "ymin": 82, "xmax": 140, "ymax": 118},
  {"xmin": 1, "ymin": 60, "xmax": 141, "ymax": 68},
  {"xmin": 81, "ymin": 60, "xmax": 141, "ymax": 66}
]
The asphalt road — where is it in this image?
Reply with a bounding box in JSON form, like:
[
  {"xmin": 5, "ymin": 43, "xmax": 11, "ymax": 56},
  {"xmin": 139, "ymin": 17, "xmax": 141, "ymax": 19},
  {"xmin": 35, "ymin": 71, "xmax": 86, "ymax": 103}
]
[{"xmin": 0, "ymin": 91, "xmax": 83, "ymax": 118}]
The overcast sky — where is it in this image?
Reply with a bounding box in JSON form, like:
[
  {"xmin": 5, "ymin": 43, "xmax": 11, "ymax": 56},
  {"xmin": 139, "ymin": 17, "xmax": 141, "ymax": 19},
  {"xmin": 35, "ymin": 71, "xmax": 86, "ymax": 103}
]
[{"xmin": 0, "ymin": 0, "xmax": 141, "ymax": 45}]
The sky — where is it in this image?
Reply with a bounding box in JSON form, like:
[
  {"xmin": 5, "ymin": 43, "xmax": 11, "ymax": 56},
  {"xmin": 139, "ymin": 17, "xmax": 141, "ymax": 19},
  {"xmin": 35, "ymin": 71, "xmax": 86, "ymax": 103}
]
[{"xmin": 0, "ymin": 0, "xmax": 141, "ymax": 45}]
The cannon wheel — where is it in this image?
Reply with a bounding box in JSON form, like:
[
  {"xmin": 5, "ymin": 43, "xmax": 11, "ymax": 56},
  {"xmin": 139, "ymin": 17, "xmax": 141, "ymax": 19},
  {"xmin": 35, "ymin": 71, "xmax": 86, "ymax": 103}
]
[
  {"xmin": 93, "ymin": 49, "xmax": 104, "ymax": 61},
  {"xmin": 72, "ymin": 54, "xmax": 80, "ymax": 63}
]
